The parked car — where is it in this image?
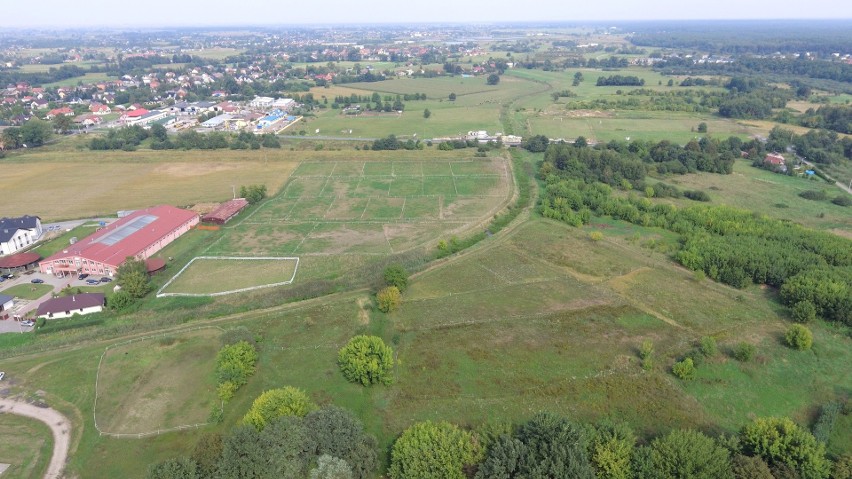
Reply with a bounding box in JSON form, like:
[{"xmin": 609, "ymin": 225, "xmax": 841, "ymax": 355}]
[
  {"xmin": 1, "ymin": 273, "xmax": 13, "ymax": 279},
  {"xmin": 100, "ymin": 277, "xmax": 112, "ymax": 283},
  {"xmin": 21, "ymin": 320, "xmax": 35, "ymax": 327},
  {"xmin": 31, "ymin": 278, "xmax": 45, "ymax": 284},
  {"xmin": 78, "ymin": 274, "xmax": 89, "ymax": 280},
  {"xmin": 86, "ymin": 279, "xmax": 100, "ymax": 285}
]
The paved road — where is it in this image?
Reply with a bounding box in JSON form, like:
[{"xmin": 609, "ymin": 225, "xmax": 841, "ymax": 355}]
[
  {"xmin": 0, "ymin": 398, "xmax": 71, "ymax": 479},
  {"xmin": 798, "ymin": 158, "xmax": 852, "ymax": 196}
]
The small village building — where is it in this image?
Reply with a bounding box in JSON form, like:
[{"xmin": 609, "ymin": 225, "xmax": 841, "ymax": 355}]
[
  {"xmin": 0, "ymin": 252, "xmax": 42, "ymax": 275},
  {"xmin": 36, "ymin": 293, "xmax": 105, "ymax": 319},
  {"xmin": 202, "ymin": 198, "xmax": 250, "ymax": 225},
  {"xmin": 0, "ymin": 215, "xmax": 43, "ymax": 255},
  {"xmin": 0, "ymin": 294, "xmax": 14, "ymax": 320}
]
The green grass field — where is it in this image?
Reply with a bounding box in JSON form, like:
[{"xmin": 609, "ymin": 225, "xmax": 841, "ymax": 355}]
[
  {"xmin": 160, "ymin": 257, "xmax": 299, "ymax": 295},
  {"xmin": 0, "ymin": 414, "xmax": 53, "ymax": 479},
  {"xmin": 206, "ymin": 155, "xmax": 512, "ymax": 260},
  {"xmin": 44, "ymin": 72, "xmax": 113, "ymax": 88},
  {"xmin": 0, "ymin": 283, "xmax": 54, "ymax": 300},
  {"xmin": 653, "ymin": 160, "xmax": 852, "ymax": 234},
  {"xmin": 94, "ymin": 328, "xmax": 220, "ymax": 434}
]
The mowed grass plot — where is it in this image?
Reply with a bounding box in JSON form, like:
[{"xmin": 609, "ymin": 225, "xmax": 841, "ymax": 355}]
[
  {"xmin": 0, "ymin": 414, "xmax": 53, "ymax": 479},
  {"xmin": 208, "ymin": 155, "xmax": 512, "ymax": 259},
  {"xmin": 0, "ymin": 283, "xmax": 54, "ymax": 300},
  {"xmin": 160, "ymin": 257, "xmax": 299, "ymax": 296},
  {"xmin": 94, "ymin": 328, "xmax": 221, "ymax": 434}
]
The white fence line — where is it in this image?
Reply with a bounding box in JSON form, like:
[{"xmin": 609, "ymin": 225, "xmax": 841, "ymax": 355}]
[
  {"xmin": 156, "ymin": 256, "xmax": 299, "ymax": 298},
  {"xmin": 93, "ymin": 326, "xmax": 224, "ymax": 438}
]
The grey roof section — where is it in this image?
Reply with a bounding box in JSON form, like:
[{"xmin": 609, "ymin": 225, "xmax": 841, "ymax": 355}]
[
  {"xmin": 94, "ymin": 214, "xmax": 157, "ymax": 246},
  {"xmin": 36, "ymin": 293, "xmax": 105, "ymax": 316},
  {"xmin": 0, "ymin": 215, "xmax": 40, "ymax": 242},
  {"xmin": 0, "ymin": 294, "xmax": 14, "ymax": 306}
]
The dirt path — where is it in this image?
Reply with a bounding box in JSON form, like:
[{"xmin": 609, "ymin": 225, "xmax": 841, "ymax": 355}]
[{"xmin": 0, "ymin": 398, "xmax": 70, "ymax": 479}]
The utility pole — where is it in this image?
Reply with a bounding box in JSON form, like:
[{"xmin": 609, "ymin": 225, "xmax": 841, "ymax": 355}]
[{"xmin": 232, "ymin": 185, "xmax": 236, "ymax": 200}]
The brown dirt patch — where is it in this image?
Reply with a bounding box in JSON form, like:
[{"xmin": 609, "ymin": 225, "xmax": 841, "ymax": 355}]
[{"xmin": 154, "ymin": 163, "xmax": 240, "ymax": 177}]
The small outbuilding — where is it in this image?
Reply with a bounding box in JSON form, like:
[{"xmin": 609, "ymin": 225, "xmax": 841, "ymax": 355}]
[
  {"xmin": 0, "ymin": 251, "xmax": 41, "ymax": 274},
  {"xmin": 36, "ymin": 293, "xmax": 105, "ymax": 319},
  {"xmin": 201, "ymin": 198, "xmax": 250, "ymax": 225},
  {"xmin": 0, "ymin": 294, "xmax": 14, "ymax": 320}
]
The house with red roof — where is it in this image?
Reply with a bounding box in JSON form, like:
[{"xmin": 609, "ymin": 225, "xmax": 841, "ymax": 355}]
[
  {"xmin": 39, "ymin": 205, "xmax": 198, "ymax": 277},
  {"xmin": 90, "ymin": 103, "xmax": 111, "ymax": 115},
  {"xmin": 45, "ymin": 107, "xmax": 74, "ymax": 119}
]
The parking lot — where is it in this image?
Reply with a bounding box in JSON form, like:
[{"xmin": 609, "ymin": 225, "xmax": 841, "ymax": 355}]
[{"xmin": 0, "ymin": 270, "xmax": 78, "ymax": 333}]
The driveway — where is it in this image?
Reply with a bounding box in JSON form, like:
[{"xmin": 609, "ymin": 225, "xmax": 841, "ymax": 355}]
[
  {"xmin": 0, "ymin": 398, "xmax": 71, "ymax": 479},
  {"xmin": 0, "ymin": 272, "xmax": 72, "ymax": 333}
]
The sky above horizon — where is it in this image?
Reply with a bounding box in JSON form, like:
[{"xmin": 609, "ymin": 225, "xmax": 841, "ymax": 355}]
[{"xmin": 5, "ymin": 0, "xmax": 851, "ymax": 27}]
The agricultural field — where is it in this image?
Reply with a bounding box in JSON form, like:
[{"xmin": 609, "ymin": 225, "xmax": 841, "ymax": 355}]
[
  {"xmin": 0, "ymin": 414, "xmax": 53, "ymax": 479},
  {"xmin": 1, "ymin": 148, "xmax": 299, "ymax": 220},
  {"xmin": 94, "ymin": 328, "xmax": 221, "ymax": 435},
  {"xmin": 184, "ymin": 47, "xmax": 243, "ymax": 60},
  {"xmin": 206, "ymin": 154, "xmax": 512, "ymax": 263},
  {"xmin": 159, "ymin": 257, "xmax": 299, "ymax": 296},
  {"xmin": 44, "ymin": 72, "xmax": 113, "ymax": 88}
]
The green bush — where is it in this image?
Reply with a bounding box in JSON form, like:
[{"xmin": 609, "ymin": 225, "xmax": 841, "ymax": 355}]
[
  {"xmin": 792, "ymin": 301, "xmax": 817, "ymax": 323},
  {"xmin": 639, "ymin": 340, "xmax": 654, "ymax": 360},
  {"xmin": 649, "ymin": 429, "xmax": 732, "ymax": 479},
  {"xmin": 337, "ymin": 335, "xmax": 394, "ymax": 386},
  {"xmin": 672, "ymin": 358, "xmax": 696, "ymax": 380},
  {"xmin": 785, "ymin": 324, "xmax": 813, "ymax": 350},
  {"xmin": 811, "ymin": 402, "xmax": 841, "ymax": 444},
  {"xmin": 215, "ymin": 341, "xmax": 258, "ymax": 401},
  {"xmin": 699, "ymin": 336, "xmax": 718, "ymax": 357},
  {"xmin": 243, "ymin": 386, "xmax": 317, "ymax": 431},
  {"xmin": 389, "ymin": 421, "xmax": 480, "ymax": 479},
  {"xmin": 830, "ymin": 195, "xmax": 851, "ymax": 207},
  {"xmin": 383, "ymin": 264, "xmax": 409, "ymax": 292},
  {"xmin": 733, "ymin": 342, "xmax": 756, "ymax": 362}
]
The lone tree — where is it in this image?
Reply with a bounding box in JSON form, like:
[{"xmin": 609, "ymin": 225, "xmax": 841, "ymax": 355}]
[
  {"xmin": 487, "ymin": 73, "xmax": 500, "ymax": 85},
  {"xmin": 338, "ymin": 335, "xmax": 394, "ymax": 386},
  {"xmin": 376, "ymin": 286, "xmax": 401, "ymax": 313},
  {"xmin": 383, "ymin": 264, "xmax": 409, "ymax": 292},
  {"xmin": 243, "ymin": 386, "xmax": 317, "ymax": 431},
  {"xmin": 448, "ymin": 92, "xmax": 457, "ymax": 101},
  {"xmin": 423, "ymin": 108, "xmax": 431, "ymax": 119},
  {"xmin": 117, "ymin": 257, "xmax": 151, "ymax": 298}
]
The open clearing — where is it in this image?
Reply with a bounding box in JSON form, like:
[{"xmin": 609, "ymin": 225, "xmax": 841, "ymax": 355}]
[
  {"xmin": 94, "ymin": 328, "xmax": 220, "ymax": 435},
  {"xmin": 0, "ymin": 413, "xmax": 53, "ymax": 479},
  {"xmin": 0, "ymin": 283, "xmax": 54, "ymax": 301},
  {"xmin": 159, "ymin": 256, "xmax": 299, "ymax": 296}
]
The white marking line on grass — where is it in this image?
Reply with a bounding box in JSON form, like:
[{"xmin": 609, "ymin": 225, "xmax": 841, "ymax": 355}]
[
  {"xmin": 292, "ymin": 224, "xmax": 320, "ymax": 254},
  {"xmin": 322, "ymin": 196, "xmax": 338, "ymax": 219},
  {"xmin": 93, "ymin": 326, "xmax": 225, "ymax": 437},
  {"xmin": 156, "ymin": 257, "xmax": 300, "ymax": 298},
  {"xmin": 359, "ymin": 198, "xmax": 371, "ymax": 220},
  {"xmin": 316, "ymin": 163, "xmax": 337, "ymax": 197},
  {"xmin": 398, "ymin": 197, "xmax": 407, "ymax": 220}
]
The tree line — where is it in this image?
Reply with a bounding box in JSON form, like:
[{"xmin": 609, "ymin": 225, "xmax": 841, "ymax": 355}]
[
  {"xmin": 595, "ymin": 75, "xmax": 645, "ymax": 86},
  {"xmin": 88, "ymin": 125, "xmax": 282, "ymax": 151}
]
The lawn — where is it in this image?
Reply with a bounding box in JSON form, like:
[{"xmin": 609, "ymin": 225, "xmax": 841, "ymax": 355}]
[
  {"xmin": 0, "ymin": 414, "xmax": 53, "ymax": 479},
  {"xmin": 159, "ymin": 257, "xmax": 299, "ymax": 296},
  {"xmin": 0, "ymin": 283, "xmax": 54, "ymax": 300},
  {"xmin": 94, "ymin": 328, "xmax": 221, "ymax": 435},
  {"xmin": 44, "ymin": 72, "xmax": 113, "ymax": 88}
]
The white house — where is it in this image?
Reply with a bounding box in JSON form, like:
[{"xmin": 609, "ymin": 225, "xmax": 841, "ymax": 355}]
[
  {"xmin": 0, "ymin": 215, "xmax": 43, "ymax": 255},
  {"xmin": 249, "ymin": 96, "xmax": 274, "ymax": 109},
  {"xmin": 36, "ymin": 293, "xmax": 105, "ymax": 319}
]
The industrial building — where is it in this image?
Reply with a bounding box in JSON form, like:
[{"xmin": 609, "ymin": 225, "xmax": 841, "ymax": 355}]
[{"xmin": 39, "ymin": 205, "xmax": 198, "ymax": 277}]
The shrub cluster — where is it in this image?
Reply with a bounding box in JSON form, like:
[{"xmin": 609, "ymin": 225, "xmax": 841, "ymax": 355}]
[{"xmin": 215, "ymin": 340, "xmax": 258, "ymax": 401}]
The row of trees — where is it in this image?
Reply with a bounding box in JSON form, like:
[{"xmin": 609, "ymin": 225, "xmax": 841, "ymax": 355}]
[
  {"xmin": 596, "ymin": 75, "xmax": 645, "ymax": 86},
  {"xmin": 89, "ymin": 125, "xmax": 282, "ymax": 151},
  {"xmin": 534, "ymin": 136, "xmax": 738, "ymax": 189},
  {"xmin": 0, "ymin": 118, "xmax": 53, "ymax": 150},
  {"xmin": 797, "ymin": 104, "xmax": 852, "ymax": 134},
  {"xmin": 387, "ymin": 412, "xmax": 841, "ymax": 479}
]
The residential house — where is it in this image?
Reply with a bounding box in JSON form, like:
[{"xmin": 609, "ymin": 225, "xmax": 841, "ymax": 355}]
[
  {"xmin": 90, "ymin": 103, "xmax": 111, "ymax": 115},
  {"xmin": 45, "ymin": 107, "xmax": 74, "ymax": 119},
  {"xmin": 0, "ymin": 215, "xmax": 43, "ymax": 256},
  {"xmin": 36, "ymin": 293, "xmax": 105, "ymax": 319}
]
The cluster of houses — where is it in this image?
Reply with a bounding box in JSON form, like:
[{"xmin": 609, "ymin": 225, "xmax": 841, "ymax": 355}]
[{"xmin": 431, "ymin": 130, "xmax": 524, "ymax": 147}]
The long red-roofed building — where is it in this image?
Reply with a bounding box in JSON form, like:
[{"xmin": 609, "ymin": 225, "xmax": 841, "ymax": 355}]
[{"xmin": 39, "ymin": 205, "xmax": 198, "ymax": 277}]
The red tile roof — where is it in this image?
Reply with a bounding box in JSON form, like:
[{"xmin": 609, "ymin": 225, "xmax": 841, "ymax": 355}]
[
  {"xmin": 41, "ymin": 205, "xmax": 198, "ymax": 270},
  {"xmin": 0, "ymin": 252, "xmax": 41, "ymax": 268},
  {"xmin": 123, "ymin": 108, "xmax": 150, "ymax": 118},
  {"xmin": 202, "ymin": 198, "xmax": 249, "ymax": 224}
]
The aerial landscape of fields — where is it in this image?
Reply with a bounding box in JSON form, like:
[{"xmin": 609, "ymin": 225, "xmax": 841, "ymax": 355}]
[{"xmin": 0, "ymin": 6, "xmax": 850, "ymax": 479}]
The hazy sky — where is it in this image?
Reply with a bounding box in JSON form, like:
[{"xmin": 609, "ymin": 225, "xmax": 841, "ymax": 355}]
[{"xmin": 5, "ymin": 0, "xmax": 851, "ymax": 27}]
